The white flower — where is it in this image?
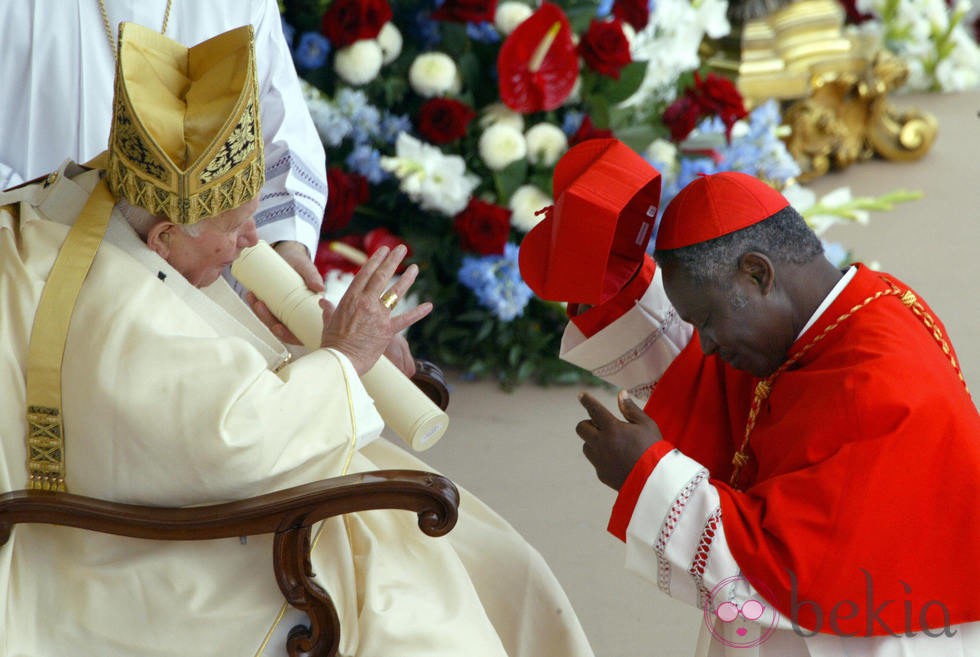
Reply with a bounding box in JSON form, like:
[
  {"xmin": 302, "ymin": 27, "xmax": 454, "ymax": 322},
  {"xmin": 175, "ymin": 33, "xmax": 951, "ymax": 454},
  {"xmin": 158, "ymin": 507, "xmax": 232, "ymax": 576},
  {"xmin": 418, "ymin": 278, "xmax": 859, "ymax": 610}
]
[
  {"xmin": 333, "ymin": 40, "xmax": 383, "ymax": 86},
  {"xmin": 524, "ymin": 122, "xmax": 568, "ymax": 167},
  {"xmin": 408, "ymin": 52, "xmax": 459, "ymax": 97},
  {"xmin": 495, "ymin": 2, "xmax": 533, "ymax": 35},
  {"xmin": 479, "ymin": 102, "xmax": 525, "ymax": 131},
  {"xmin": 380, "ymin": 133, "xmax": 479, "ymax": 216},
  {"xmin": 479, "ymin": 123, "xmax": 528, "ymax": 171},
  {"xmin": 509, "ymin": 184, "xmax": 552, "ymax": 232},
  {"xmin": 644, "ymin": 138, "xmax": 678, "ymax": 168},
  {"xmin": 377, "ymin": 22, "xmax": 403, "ymax": 65}
]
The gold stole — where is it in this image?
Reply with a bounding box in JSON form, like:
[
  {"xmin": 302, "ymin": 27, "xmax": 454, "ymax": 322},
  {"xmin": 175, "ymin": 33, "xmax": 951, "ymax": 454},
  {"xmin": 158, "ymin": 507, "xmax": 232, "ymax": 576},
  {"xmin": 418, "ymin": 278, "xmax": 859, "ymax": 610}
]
[{"xmin": 25, "ymin": 179, "xmax": 115, "ymax": 491}]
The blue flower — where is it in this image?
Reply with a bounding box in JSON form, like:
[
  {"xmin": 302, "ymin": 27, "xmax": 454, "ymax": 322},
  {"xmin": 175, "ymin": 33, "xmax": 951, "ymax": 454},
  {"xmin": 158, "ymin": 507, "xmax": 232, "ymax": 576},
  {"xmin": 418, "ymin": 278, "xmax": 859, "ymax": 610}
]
[
  {"xmin": 413, "ymin": 9, "xmax": 442, "ymax": 48},
  {"xmin": 458, "ymin": 244, "xmax": 534, "ymax": 322},
  {"xmin": 380, "ymin": 112, "xmax": 413, "ymax": 144},
  {"xmin": 345, "ymin": 145, "xmax": 389, "ymax": 184},
  {"xmin": 561, "ymin": 110, "xmax": 585, "ymax": 137},
  {"xmin": 822, "ymin": 240, "xmax": 850, "ymax": 268},
  {"xmin": 281, "ymin": 18, "xmax": 296, "ymax": 50},
  {"xmin": 293, "ymin": 32, "xmax": 331, "ymax": 71},
  {"xmin": 308, "ymin": 102, "xmax": 352, "ymax": 147},
  {"xmin": 596, "ymin": 0, "xmax": 615, "ymax": 18},
  {"xmin": 466, "ymin": 21, "xmax": 500, "ymax": 43}
]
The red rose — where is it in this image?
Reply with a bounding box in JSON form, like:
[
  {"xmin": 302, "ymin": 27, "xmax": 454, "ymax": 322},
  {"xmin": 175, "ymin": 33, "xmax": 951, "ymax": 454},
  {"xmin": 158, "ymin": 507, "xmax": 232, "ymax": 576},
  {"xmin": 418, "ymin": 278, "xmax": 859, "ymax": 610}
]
[
  {"xmin": 693, "ymin": 72, "xmax": 747, "ymax": 140},
  {"xmin": 570, "ymin": 115, "xmax": 614, "ymax": 146},
  {"xmin": 417, "ymin": 98, "xmax": 477, "ymax": 144},
  {"xmin": 323, "ymin": 167, "xmax": 369, "ymax": 234},
  {"xmin": 432, "ymin": 0, "xmax": 498, "ymax": 23},
  {"xmin": 577, "ymin": 18, "xmax": 632, "ymax": 79},
  {"xmin": 838, "ymin": 0, "xmax": 875, "ymax": 24},
  {"xmin": 612, "ymin": 0, "xmax": 650, "ymax": 31},
  {"xmin": 662, "ymin": 93, "xmax": 702, "ymax": 143},
  {"xmin": 320, "ymin": 0, "xmax": 392, "ymax": 48},
  {"xmin": 453, "ymin": 198, "xmax": 511, "ymax": 255}
]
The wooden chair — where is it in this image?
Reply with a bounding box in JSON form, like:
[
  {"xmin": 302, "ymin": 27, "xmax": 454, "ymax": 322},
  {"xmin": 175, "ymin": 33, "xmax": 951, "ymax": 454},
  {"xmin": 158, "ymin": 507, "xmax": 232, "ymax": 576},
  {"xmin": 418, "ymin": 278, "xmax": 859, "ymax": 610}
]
[{"xmin": 0, "ymin": 360, "xmax": 455, "ymax": 657}]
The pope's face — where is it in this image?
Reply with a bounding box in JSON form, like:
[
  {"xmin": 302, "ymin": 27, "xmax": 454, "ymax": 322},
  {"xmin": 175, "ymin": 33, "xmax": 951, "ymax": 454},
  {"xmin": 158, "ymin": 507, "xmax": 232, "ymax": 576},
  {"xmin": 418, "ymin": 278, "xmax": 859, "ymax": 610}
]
[{"xmin": 163, "ymin": 198, "xmax": 260, "ymax": 287}]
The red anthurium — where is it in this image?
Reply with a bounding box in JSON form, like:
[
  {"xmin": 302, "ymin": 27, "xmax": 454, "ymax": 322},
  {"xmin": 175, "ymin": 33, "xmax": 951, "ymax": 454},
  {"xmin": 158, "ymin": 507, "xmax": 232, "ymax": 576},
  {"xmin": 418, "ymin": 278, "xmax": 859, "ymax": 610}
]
[
  {"xmin": 497, "ymin": 2, "xmax": 578, "ymax": 113},
  {"xmin": 315, "ymin": 229, "xmax": 412, "ymax": 278},
  {"xmin": 363, "ymin": 227, "xmax": 411, "ymax": 258},
  {"xmin": 315, "ymin": 235, "xmax": 365, "ymax": 276}
]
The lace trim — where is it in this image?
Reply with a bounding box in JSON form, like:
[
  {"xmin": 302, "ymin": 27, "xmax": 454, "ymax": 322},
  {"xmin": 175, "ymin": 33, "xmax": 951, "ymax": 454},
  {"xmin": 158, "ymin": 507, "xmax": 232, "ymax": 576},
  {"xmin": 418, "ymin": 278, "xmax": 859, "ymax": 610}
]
[
  {"xmin": 690, "ymin": 507, "xmax": 722, "ymax": 609},
  {"xmin": 627, "ymin": 380, "xmax": 657, "ymax": 404},
  {"xmin": 592, "ymin": 308, "xmax": 678, "ymax": 378},
  {"xmin": 265, "ymin": 150, "xmax": 328, "ymax": 194},
  {"xmin": 653, "ymin": 467, "xmax": 708, "ymax": 594}
]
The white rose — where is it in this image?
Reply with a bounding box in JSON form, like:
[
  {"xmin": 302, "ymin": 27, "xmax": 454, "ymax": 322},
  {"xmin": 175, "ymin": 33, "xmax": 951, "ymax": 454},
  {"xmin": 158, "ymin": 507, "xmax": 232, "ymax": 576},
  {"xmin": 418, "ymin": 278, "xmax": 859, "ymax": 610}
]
[
  {"xmin": 377, "ymin": 22, "xmax": 403, "ymax": 65},
  {"xmin": 409, "ymin": 52, "xmax": 459, "ymax": 97},
  {"xmin": 479, "ymin": 102, "xmax": 525, "ymax": 131},
  {"xmin": 479, "ymin": 123, "xmax": 527, "ymax": 171},
  {"xmin": 333, "ymin": 40, "xmax": 383, "ymax": 86},
  {"xmin": 494, "ymin": 2, "xmax": 534, "ymax": 35},
  {"xmin": 509, "ymin": 184, "xmax": 552, "ymax": 232},
  {"xmin": 524, "ymin": 122, "xmax": 568, "ymax": 167}
]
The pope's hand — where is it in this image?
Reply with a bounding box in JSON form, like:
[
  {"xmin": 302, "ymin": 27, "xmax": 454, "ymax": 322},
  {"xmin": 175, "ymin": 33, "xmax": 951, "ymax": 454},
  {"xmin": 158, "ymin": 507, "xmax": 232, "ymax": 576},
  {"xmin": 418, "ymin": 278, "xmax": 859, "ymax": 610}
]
[
  {"xmin": 576, "ymin": 390, "xmax": 663, "ymax": 491},
  {"xmin": 320, "ymin": 245, "xmax": 433, "ymax": 375}
]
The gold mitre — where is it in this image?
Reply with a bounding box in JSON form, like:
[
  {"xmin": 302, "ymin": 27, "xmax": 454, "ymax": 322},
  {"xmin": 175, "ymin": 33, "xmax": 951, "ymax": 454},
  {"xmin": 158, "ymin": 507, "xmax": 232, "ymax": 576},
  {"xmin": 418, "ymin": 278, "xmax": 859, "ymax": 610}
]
[{"xmin": 106, "ymin": 22, "xmax": 264, "ymax": 225}]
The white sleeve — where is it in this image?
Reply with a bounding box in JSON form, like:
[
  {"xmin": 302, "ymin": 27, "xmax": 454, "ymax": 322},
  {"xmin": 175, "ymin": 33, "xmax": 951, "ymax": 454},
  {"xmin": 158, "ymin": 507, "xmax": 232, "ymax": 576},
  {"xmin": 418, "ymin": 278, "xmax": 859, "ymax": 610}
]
[
  {"xmin": 251, "ymin": 0, "xmax": 327, "ymax": 258},
  {"xmin": 559, "ymin": 266, "xmax": 694, "ymax": 404},
  {"xmin": 622, "ymin": 451, "xmax": 980, "ymax": 655}
]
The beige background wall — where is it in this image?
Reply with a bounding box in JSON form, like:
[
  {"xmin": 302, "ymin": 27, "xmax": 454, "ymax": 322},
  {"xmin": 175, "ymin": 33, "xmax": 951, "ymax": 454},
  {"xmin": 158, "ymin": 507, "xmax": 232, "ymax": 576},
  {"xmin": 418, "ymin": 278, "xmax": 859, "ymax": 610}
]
[{"xmin": 418, "ymin": 90, "xmax": 979, "ymax": 656}]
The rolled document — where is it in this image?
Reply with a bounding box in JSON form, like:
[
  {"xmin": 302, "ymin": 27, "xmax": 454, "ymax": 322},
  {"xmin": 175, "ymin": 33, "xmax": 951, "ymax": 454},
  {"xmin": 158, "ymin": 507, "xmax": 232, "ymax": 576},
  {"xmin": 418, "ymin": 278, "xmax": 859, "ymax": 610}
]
[{"xmin": 232, "ymin": 241, "xmax": 449, "ymax": 451}]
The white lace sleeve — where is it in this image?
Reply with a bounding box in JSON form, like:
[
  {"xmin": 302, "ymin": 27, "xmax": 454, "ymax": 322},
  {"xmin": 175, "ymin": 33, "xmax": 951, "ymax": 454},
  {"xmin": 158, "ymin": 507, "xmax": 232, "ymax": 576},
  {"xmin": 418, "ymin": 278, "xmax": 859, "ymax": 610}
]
[{"xmin": 560, "ymin": 266, "xmax": 693, "ymax": 404}]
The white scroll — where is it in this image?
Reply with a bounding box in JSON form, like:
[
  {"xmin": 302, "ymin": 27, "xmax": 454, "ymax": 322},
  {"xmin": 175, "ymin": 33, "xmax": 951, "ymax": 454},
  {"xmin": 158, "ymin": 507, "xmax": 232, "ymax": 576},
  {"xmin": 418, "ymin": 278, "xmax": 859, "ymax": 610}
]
[{"xmin": 232, "ymin": 241, "xmax": 449, "ymax": 451}]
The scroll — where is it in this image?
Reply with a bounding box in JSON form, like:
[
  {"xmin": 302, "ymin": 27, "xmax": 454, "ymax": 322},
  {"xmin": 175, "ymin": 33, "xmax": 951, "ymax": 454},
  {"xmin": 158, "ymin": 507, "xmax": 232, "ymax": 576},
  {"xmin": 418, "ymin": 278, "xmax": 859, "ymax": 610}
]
[{"xmin": 232, "ymin": 241, "xmax": 449, "ymax": 451}]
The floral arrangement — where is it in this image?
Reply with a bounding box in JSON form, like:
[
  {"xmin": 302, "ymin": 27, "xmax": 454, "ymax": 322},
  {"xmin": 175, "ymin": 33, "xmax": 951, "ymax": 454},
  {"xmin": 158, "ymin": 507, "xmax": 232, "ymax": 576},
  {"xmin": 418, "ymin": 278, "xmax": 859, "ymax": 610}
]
[
  {"xmin": 840, "ymin": 0, "xmax": 980, "ymax": 91},
  {"xmin": 279, "ymin": 0, "xmax": 951, "ymax": 387}
]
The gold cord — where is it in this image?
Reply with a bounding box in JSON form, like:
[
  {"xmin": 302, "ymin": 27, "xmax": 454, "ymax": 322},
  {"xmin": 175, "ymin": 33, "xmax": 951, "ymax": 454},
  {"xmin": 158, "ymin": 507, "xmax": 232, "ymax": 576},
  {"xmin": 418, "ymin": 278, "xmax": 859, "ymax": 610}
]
[
  {"xmin": 98, "ymin": 0, "xmax": 173, "ymax": 59},
  {"xmin": 729, "ymin": 280, "xmax": 967, "ymax": 490}
]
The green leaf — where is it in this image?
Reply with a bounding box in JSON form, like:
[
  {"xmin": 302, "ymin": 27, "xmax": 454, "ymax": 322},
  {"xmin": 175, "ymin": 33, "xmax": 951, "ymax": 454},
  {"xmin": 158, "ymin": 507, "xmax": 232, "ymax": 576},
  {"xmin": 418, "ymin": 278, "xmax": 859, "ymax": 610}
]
[
  {"xmin": 602, "ymin": 62, "xmax": 648, "ymax": 105},
  {"xmin": 612, "ymin": 124, "xmax": 658, "ymax": 153},
  {"xmin": 492, "ymin": 159, "xmax": 529, "ymax": 205}
]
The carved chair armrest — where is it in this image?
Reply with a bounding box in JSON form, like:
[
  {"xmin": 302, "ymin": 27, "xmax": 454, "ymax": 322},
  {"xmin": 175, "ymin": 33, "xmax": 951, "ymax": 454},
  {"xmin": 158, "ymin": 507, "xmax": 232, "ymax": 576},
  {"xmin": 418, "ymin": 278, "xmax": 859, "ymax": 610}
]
[
  {"xmin": 0, "ymin": 469, "xmax": 459, "ymax": 657},
  {"xmin": 412, "ymin": 358, "xmax": 449, "ymax": 411}
]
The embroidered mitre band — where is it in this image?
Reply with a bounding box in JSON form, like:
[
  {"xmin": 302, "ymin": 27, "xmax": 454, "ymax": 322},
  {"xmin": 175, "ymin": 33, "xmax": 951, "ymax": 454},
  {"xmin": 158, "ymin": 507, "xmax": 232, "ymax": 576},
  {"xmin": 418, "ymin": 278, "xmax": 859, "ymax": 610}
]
[{"xmin": 106, "ymin": 22, "xmax": 264, "ymax": 225}]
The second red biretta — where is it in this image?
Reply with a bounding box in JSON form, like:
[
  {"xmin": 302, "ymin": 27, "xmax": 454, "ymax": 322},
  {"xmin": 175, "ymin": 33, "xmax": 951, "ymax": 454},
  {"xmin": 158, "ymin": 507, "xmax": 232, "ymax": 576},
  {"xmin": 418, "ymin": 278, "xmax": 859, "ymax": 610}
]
[
  {"xmin": 518, "ymin": 138, "xmax": 662, "ymax": 305},
  {"xmin": 655, "ymin": 171, "xmax": 789, "ymax": 250}
]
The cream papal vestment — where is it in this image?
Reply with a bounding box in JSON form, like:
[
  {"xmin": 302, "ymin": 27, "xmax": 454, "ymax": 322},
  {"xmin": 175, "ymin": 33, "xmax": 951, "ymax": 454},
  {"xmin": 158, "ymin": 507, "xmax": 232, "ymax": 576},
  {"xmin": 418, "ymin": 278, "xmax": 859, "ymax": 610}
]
[{"xmin": 0, "ymin": 163, "xmax": 595, "ymax": 657}]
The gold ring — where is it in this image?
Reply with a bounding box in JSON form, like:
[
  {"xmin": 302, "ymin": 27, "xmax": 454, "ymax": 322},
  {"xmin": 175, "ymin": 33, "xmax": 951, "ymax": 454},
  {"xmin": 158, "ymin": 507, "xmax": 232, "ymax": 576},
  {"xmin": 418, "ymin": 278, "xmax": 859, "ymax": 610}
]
[{"xmin": 380, "ymin": 290, "xmax": 399, "ymax": 311}]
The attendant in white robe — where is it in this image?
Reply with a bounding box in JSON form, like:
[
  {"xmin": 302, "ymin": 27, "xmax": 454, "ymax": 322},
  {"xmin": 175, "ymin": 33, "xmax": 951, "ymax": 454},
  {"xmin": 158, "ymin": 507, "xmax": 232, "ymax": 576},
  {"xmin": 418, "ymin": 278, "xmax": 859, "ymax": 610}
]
[
  {"xmin": 0, "ymin": 24, "xmax": 594, "ymax": 657},
  {"xmin": 0, "ymin": 0, "xmax": 326, "ymax": 287}
]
